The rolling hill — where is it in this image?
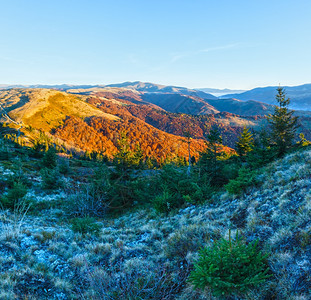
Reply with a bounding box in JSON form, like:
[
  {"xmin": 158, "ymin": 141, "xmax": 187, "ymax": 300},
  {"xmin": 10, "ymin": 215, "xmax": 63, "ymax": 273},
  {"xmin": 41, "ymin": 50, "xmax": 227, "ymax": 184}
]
[
  {"xmin": 223, "ymin": 83, "xmax": 311, "ymax": 111},
  {"xmin": 105, "ymin": 81, "xmax": 217, "ymax": 99},
  {"xmin": 1, "ymin": 83, "xmax": 311, "ymax": 161},
  {"xmin": 0, "ymin": 88, "xmax": 225, "ymax": 162},
  {"xmin": 66, "ymin": 82, "xmax": 311, "ymax": 117},
  {"xmin": 0, "ymin": 89, "xmax": 118, "ymax": 131}
]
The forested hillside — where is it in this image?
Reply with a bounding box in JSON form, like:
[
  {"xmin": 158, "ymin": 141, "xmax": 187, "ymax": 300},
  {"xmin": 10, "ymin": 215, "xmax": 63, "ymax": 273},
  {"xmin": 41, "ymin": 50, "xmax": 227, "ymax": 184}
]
[{"xmin": 0, "ymin": 91, "xmax": 310, "ymax": 298}]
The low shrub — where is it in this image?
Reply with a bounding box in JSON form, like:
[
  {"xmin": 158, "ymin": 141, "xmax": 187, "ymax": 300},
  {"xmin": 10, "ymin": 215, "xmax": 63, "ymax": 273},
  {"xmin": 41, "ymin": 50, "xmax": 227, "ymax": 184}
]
[
  {"xmin": 70, "ymin": 217, "xmax": 101, "ymax": 235},
  {"xmin": 151, "ymin": 166, "xmax": 213, "ymax": 213},
  {"xmin": 6, "ymin": 163, "xmax": 30, "ymax": 188},
  {"xmin": 41, "ymin": 168, "xmax": 63, "ymax": 190},
  {"xmin": 189, "ymin": 230, "xmax": 271, "ymax": 297},
  {"xmin": 1, "ymin": 182, "xmax": 28, "ymax": 209},
  {"xmin": 225, "ymin": 167, "xmax": 258, "ymax": 194},
  {"xmin": 58, "ymin": 158, "xmax": 70, "ymax": 175},
  {"xmin": 164, "ymin": 225, "xmax": 219, "ymax": 259},
  {"xmin": 41, "ymin": 148, "xmax": 57, "ymax": 169},
  {"xmin": 153, "ymin": 191, "xmax": 177, "ymax": 214},
  {"xmin": 82, "ymin": 259, "xmax": 189, "ymax": 300},
  {"xmin": 65, "ymin": 186, "xmax": 107, "ymax": 218}
]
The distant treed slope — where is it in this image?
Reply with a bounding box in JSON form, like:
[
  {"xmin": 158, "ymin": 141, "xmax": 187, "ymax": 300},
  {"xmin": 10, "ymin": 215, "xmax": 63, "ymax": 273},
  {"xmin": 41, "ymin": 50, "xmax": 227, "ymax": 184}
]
[
  {"xmin": 0, "ymin": 88, "xmax": 219, "ymax": 161},
  {"xmin": 53, "ymin": 114, "xmax": 213, "ymax": 161},
  {"xmin": 204, "ymin": 98, "xmax": 274, "ymax": 116},
  {"xmin": 89, "ymin": 89, "xmax": 164, "ymax": 111},
  {"xmin": 87, "ymin": 93, "xmax": 265, "ymax": 147},
  {"xmin": 224, "ymin": 84, "xmax": 311, "ymax": 111},
  {"xmin": 54, "ymin": 116, "xmax": 118, "ymax": 155},
  {"xmin": 141, "ymin": 93, "xmax": 219, "ymax": 115},
  {"xmin": 87, "ymin": 91, "xmax": 311, "ymax": 145},
  {"xmin": 68, "ymin": 85, "xmax": 281, "ymax": 117},
  {"xmin": 84, "ymin": 88, "xmax": 219, "ymax": 115}
]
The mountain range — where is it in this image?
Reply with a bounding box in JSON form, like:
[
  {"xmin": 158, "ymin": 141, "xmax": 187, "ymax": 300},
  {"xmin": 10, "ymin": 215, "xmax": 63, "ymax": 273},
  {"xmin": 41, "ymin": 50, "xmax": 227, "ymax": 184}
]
[
  {"xmin": 223, "ymin": 83, "xmax": 311, "ymax": 111},
  {"xmin": 1, "ymin": 82, "xmax": 311, "ymax": 161},
  {"xmin": 2, "ymin": 81, "xmax": 311, "ymax": 111}
]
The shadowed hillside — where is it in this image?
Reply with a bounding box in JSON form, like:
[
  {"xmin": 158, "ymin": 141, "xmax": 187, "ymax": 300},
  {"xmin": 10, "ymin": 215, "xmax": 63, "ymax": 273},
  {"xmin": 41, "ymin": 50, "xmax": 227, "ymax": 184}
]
[{"xmin": 224, "ymin": 83, "xmax": 311, "ymax": 111}]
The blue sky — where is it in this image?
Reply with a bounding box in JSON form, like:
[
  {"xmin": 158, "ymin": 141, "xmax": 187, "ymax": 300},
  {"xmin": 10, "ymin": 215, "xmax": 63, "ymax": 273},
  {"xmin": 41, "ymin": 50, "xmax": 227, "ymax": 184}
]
[{"xmin": 0, "ymin": 0, "xmax": 310, "ymax": 89}]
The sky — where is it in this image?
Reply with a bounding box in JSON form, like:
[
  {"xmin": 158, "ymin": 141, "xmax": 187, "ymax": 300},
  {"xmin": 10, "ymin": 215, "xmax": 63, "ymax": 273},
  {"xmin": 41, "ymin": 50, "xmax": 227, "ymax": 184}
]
[{"xmin": 0, "ymin": 0, "xmax": 311, "ymax": 89}]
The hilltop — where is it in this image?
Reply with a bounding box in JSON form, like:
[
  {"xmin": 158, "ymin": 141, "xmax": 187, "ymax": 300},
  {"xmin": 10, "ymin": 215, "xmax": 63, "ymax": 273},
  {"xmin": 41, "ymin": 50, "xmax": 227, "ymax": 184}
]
[{"xmin": 0, "ymin": 88, "xmax": 118, "ymax": 130}]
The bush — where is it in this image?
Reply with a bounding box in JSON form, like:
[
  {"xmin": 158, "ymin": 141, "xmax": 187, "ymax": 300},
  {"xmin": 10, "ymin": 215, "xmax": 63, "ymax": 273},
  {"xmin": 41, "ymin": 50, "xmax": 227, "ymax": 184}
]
[
  {"xmin": 58, "ymin": 158, "xmax": 70, "ymax": 175},
  {"xmin": 153, "ymin": 190, "xmax": 176, "ymax": 214},
  {"xmin": 70, "ymin": 217, "xmax": 101, "ymax": 234},
  {"xmin": 65, "ymin": 186, "xmax": 108, "ymax": 218},
  {"xmin": 1, "ymin": 182, "xmax": 28, "ymax": 209},
  {"xmin": 6, "ymin": 169, "xmax": 30, "ymax": 188},
  {"xmin": 41, "ymin": 148, "xmax": 57, "ymax": 169},
  {"xmin": 164, "ymin": 225, "xmax": 220, "ymax": 259},
  {"xmin": 0, "ymin": 149, "xmax": 10, "ymax": 160},
  {"xmin": 6, "ymin": 158, "xmax": 30, "ymax": 188},
  {"xmin": 225, "ymin": 167, "xmax": 258, "ymax": 194},
  {"xmin": 151, "ymin": 166, "xmax": 212, "ymax": 213},
  {"xmin": 41, "ymin": 168, "xmax": 63, "ymax": 190},
  {"xmin": 83, "ymin": 259, "xmax": 189, "ymax": 300},
  {"xmin": 189, "ymin": 230, "xmax": 271, "ymax": 297}
]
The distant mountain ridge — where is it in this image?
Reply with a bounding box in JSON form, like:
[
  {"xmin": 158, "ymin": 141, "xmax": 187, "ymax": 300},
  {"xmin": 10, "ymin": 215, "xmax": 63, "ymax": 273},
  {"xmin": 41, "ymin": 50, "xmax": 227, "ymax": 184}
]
[
  {"xmin": 105, "ymin": 81, "xmax": 217, "ymax": 100},
  {"xmin": 1, "ymin": 87, "xmax": 311, "ymax": 158},
  {"xmin": 223, "ymin": 84, "xmax": 311, "ymax": 111},
  {"xmin": 1, "ymin": 81, "xmax": 311, "ymax": 113},
  {"xmin": 0, "ymin": 82, "xmax": 217, "ymax": 100},
  {"xmin": 196, "ymin": 87, "xmax": 245, "ymax": 96}
]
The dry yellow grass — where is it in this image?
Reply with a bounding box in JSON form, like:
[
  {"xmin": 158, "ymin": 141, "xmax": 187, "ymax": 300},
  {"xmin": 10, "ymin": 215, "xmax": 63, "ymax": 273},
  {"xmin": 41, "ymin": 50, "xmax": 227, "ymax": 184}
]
[{"xmin": 0, "ymin": 88, "xmax": 119, "ymax": 132}]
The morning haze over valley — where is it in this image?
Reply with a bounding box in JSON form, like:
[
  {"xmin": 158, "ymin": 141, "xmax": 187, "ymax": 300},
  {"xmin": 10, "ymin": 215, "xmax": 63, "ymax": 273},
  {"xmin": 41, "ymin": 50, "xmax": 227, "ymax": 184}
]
[{"xmin": 0, "ymin": 1, "xmax": 311, "ymax": 299}]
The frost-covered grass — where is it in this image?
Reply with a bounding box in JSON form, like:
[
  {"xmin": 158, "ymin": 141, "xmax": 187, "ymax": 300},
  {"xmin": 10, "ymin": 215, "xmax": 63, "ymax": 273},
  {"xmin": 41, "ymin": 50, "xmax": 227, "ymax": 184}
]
[{"xmin": 0, "ymin": 148, "xmax": 310, "ymax": 299}]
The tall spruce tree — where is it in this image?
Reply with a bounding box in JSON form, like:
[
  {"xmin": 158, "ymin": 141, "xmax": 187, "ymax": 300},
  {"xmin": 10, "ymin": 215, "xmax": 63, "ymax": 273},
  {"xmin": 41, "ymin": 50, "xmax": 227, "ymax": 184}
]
[
  {"xmin": 199, "ymin": 126, "xmax": 225, "ymax": 186},
  {"xmin": 236, "ymin": 126, "xmax": 254, "ymax": 158},
  {"xmin": 114, "ymin": 131, "xmax": 143, "ymax": 174},
  {"xmin": 267, "ymin": 87, "xmax": 299, "ymax": 156}
]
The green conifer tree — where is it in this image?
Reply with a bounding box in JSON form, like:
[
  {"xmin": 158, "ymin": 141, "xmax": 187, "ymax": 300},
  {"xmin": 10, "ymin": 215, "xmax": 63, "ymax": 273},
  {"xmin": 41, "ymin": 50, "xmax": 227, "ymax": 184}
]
[
  {"xmin": 267, "ymin": 87, "xmax": 299, "ymax": 156},
  {"xmin": 42, "ymin": 147, "xmax": 57, "ymax": 169},
  {"xmin": 114, "ymin": 131, "xmax": 143, "ymax": 173},
  {"xmin": 199, "ymin": 126, "xmax": 226, "ymax": 186},
  {"xmin": 236, "ymin": 126, "xmax": 254, "ymax": 158}
]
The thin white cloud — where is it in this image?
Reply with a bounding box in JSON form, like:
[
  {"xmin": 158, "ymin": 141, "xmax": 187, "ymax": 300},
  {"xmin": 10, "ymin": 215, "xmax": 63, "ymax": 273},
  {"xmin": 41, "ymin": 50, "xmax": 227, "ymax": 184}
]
[
  {"xmin": 171, "ymin": 54, "xmax": 188, "ymax": 63},
  {"xmin": 199, "ymin": 43, "xmax": 241, "ymax": 53},
  {"xmin": 170, "ymin": 43, "xmax": 249, "ymax": 63}
]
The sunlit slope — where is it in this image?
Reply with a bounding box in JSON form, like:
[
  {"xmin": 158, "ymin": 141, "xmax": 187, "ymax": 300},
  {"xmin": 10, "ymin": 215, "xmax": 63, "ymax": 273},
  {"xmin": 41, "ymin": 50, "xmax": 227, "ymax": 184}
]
[
  {"xmin": 0, "ymin": 89, "xmax": 118, "ymax": 131},
  {"xmin": 0, "ymin": 88, "xmax": 231, "ymax": 161}
]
